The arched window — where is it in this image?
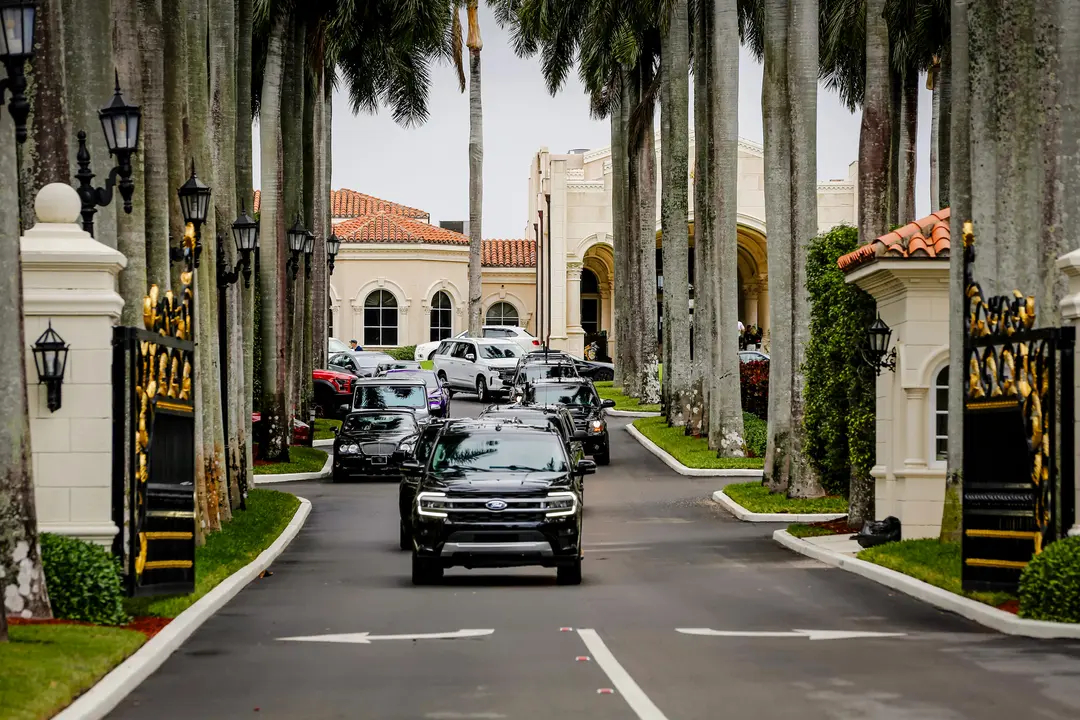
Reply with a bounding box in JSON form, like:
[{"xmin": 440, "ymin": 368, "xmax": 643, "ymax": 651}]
[
  {"xmin": 486, "ymin": 301, "xmax": 519, "ymax": 327},
  {"xmin": 363, "ymin": 290, "xmax": 398, "ymax": 346},
  {"xmin": 430, "ymin": 291, "xmax": 452, "ymax": 342},
  {"xmin": 932, "ymin": 365, "xmax": 949, "ymax": 464}
]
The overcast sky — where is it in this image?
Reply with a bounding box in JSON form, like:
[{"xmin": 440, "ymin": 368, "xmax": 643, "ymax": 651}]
[{"xmin": 254, "ymin": 5, "xmax": 932, "ymax": 238}]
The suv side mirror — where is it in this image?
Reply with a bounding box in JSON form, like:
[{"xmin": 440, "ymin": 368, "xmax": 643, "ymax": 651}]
[
  {"xmin": 338, "ymin": 404, "xmax": 350, "ymax": 416},
  {"xmin": 576, "ymin": 458, "xmax": 597, "ymax": 475},
  {"xmin": 400, "ymin": 460, "xmax": 422, "ymax": 472},
  {"xmin": 465, "ymin": 353, "xmax": 476, "ymax": 362},
  {"xmin": 600, "ymin": 399, "xmax": 616, "ymax": 409},
  {"xmin": 572, "ymin": 430, "xmax": 589, "ymax": 442}
]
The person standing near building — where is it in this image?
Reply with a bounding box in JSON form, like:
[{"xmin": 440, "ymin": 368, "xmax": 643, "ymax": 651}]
[{"xmin": 349, "ymin": 339, "xmax": 359, "ymax": 350}]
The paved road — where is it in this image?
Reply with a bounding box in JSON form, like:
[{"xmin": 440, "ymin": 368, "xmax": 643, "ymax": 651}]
[{"xmin": 110, "ymin": 396, "xmax": 1080, "ymax": 719}]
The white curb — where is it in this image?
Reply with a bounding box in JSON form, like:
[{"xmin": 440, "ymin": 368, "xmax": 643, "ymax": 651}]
[
  {"xmin": 625, "ymin": 424, "xmax": 763, "ymax": 478},
  {"xmin": 607, "ymin": 408, "xmax": 662, "ymax": 418},
  {"xmin": 313, "ymin": 438, "xmax": 334, "ymax": 449},
  {"xmin": 773, "ymin": 529, "xmax": 1080, "ymax": 639},
  {"xmin": 55, "ymin": 496, "xmax": 313, "ymax": 720},
  {"xmin": 712, "ymin": 490, "xmax": 847, "ymax": 523},
  {"xmin": 253, "ymin": 452, "xmax": 331, "ymax": 485}
]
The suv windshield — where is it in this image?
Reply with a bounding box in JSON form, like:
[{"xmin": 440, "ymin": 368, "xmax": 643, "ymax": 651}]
[
  {"xmin": 342, "ymin": 414, "xmax": 417, "ymax": 434},
  {"xmin": 478, "ymin": 344, "xmax": 522, "ymax": 360},
  {"xmin": 518, "ymin": 364, "xmax": 577, "ymax": 382},
  {"xmin": 385, "ymin": 370, "xmax": 440, "ymax": 391},
  {"xmin": 430, "ymin": 432, "xmax": 568, "ymax": 473},
  {"xmin": 527, "ymin": 384, "xmax": 597, "ymax": 407},
  {"xmin": 354, "ymin": 384, "xmax": 426, "ymax": 409},
  {"xmin": 355, "ymin": 354, "xmax": 395, "ymax": 370}
]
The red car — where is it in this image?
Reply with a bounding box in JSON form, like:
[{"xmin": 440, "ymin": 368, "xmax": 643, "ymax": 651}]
[
  {"xmin": 251, "ymin": 413, "xmax": 311, "ymax": 457},
  {"xmin": 313, "ymin": 367, "xmax": 355, "ymax": 418}
]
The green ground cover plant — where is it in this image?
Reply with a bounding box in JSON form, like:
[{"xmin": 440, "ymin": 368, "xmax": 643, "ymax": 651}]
[
  {"xmin": 633, "ymin": 417, "xmax": 764, "ymax": 469},
  {"xmin": 723, "ymin": 482, "xmax": 846, "ymax": 514}
]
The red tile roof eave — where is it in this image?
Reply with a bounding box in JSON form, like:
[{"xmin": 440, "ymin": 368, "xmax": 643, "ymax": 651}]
[{"xmin": 839, "ymin": 254, "xmax": 950, "ymax": 274}]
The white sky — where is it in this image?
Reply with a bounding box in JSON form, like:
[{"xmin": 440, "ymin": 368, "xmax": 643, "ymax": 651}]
[{"xmin": 254, "ymin": 5, "xmax": 932, "ymax": 238}]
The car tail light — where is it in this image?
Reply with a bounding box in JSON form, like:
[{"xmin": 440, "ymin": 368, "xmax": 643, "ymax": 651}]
[{"xmin": 532, "ymin": 340, "xmax": 540, "ymax": 345}]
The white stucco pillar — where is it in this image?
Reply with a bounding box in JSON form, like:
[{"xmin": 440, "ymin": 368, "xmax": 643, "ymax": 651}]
[
  {"xmin": 566, "ymin": 261, "xmax": 585, "ymax": 356},
  {"xmin": 757, "ymin": 276, "xmax": 770, "ymax": 348},
  {"xmin": 21, "ymin": 184, "xmax": 127, "ymax": 548},
  {"xmin": 1056, "ymin": 249, "xmax": 1080, "ymax": 536},
  {"xmin": 743, "ymin": 283, "xmax": 759, "ymax": 326},
  {"xmin": 903, "ymin": 387, "xmax": 928, "ymax": 468}
]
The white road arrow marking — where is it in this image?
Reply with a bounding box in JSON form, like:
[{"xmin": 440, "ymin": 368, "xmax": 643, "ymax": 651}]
[
  {"xmin": 278, "ymin": 629, "xmax": 495, "ymax": 644},
  {"xmin": 676, "ymin": 628, "xmax": 907, "ymax": 641}
]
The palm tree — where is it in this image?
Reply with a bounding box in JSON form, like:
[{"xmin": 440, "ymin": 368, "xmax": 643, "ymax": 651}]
[{"xmin": 465, "ymin": 1, "xmax": 484, "ymax": 336}]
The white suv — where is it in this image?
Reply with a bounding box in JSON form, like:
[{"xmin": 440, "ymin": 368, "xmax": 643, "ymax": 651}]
[
  {"xmin": 415, "ymin": 326, "xmax": 540, "ymax": 361},
  {"xmin": 432, "ymin": 338, "xmax": 524, "ymax": 402}
]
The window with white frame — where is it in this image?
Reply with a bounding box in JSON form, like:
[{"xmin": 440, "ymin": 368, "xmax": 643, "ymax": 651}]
[
  {"xmin": 486, "ymin": 301, "xmax": 519, "ymax": 326},
  {"xmin": 363, "ymin": 290, "xmax": 398, "ymax": 346},
  {"xmin": 933, "ymin": 365, "xmax": 949, "ymax": 463},
  {"xmin": 430, "ymin": 291, "xmax": 452, "ymax": 342}
]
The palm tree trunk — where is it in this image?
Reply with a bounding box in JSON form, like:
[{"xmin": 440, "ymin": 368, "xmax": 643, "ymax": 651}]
[
  {"xmin": 887, "ymin": 67, "xmax": 902, "ymax": 228},
  {"xmin": 301, "ymin": 58, "xmax": 316, "ymax": 426},
  {"xmin": 662, "ymin": 0, "xmax": 693, "ymax": 426},
  {"xmin": 0, "ymin": 111, "xmax": 52, "ymax": 623},
  {"xmin": 138, "ymin": 0, "xmax": 170, "ymax": 289},
  {"xmin": 929, "ymin": 60, "xmax": 940, "ymax": 212},
  {"xmin": 610, "ymin": 89, "xmax": 627, "ymax": 388},
  {"xmin": 163, "ymin": 0, "xmax": 190, "ymax": 292},
  {"xmin": 690, "ymin": 0, "xmax": 712, "ymax": 436},
  {"xmin": 707, "ymin": 0, "xmax": 745, "ymax": 455},
  {"xmin": 467, "ymin": 1, "xmax": 484, "ymax": 336},
  {"xmin": 634, "ymin": 63, "xmax": 661, "ymax": 406},
  {"xmin": 858, "ymin": 0, "xmax": 891, "ymax": 245},
  {"xmin": 659, "ymin": 58, "xmax": 671, "ymax": 417},
  {"xmin": 236, "ymin": 0, "xmax": 254, "ymax": 497},
  {"xmin": 112, "ymin": 0, "xmax": 147, "ymax": 328},
  {"xmin": 258, "ymin": 12, "xmax": 289, "ymax": 462},
  {"xmin": 936, "ymin": 49, "xmax": 952, "ymax": 213},
  {"xmin": 898, "ymin": 68, "xmax": 918, "ymax": 224},
  {"xmin": 209, "ymin": 0, "xmax": 242, "ymax": 511},
  {"xmin": 311, "ymin": 67, "xmax": 329, "ymax": 384}
]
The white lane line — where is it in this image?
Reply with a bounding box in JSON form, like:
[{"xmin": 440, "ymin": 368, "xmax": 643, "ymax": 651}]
[{"xmin": 576, "ymin": 629, "xmax": 669, "ymax": 720}]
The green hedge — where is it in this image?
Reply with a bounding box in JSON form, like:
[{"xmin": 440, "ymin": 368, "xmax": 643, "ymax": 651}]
[
  {"xmin": 385, "ymin": 345, "xmax": 417, "ymax": 361},
  {"xmin": 40, "ymin": 534, "xmax": 130, "ymax": 626},
  {"xmin": 743, "ymin": 412, "xmax": 767, "ymax": 458},
  {"xmin": 804, "ymin": 225, "xmax": 877, "ymax": 496},
  {"xmin": 1019, "ymin": 536, "xmax": 1080, "ymax": 623}
]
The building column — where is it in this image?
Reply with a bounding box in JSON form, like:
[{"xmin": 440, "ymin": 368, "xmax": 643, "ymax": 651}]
[
  {"xmin": 566, "ymin": 261, "xmax": 585, "ymax": 357},
  {"xmin": 757, "ymin": 276, "xmax": 770, "ymax": 348},
  {"xmin": 743, "ymin": 283, "xmax": 759, "ymax": 327},
  {"xmin": 1056, "ymin": 249, "xmax": 1080, "ymax": 536},
  {"xmin": 903, "ymin": 387, "xmax": 929, "ymax": 468}
]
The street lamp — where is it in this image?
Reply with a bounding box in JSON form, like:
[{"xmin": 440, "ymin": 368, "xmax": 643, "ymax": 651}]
[
  {"xmin": 218, "ymin": 206, "xmax": 259, "ymax": 290},
  {"xmin": 31, "ymin": 321, "xmax": 69, "ymax": 413},
  {"xmin": 286, "ymin": 214, "xmax": 308, "ymax": 280},
  {"xmin": 177, "ymin": 161, "xmax": 211, "ymax": 267},
  {"xmin": 74, "ymin": 72, "xmax": 142, "ymax": 238},
  {"xmin": 0, "ymin": 0, "xmax": 36, "ymax": 143},
  {"xmin": 862, "ymin": 315, "xmax": 897, "ymax": 375},
  {"xmin": 326, "ymin": 233, "xmax": 341, "ymax": 275}
]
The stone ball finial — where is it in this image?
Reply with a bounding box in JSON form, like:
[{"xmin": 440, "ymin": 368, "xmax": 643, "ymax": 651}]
[{"xmin": 35, "ymin": 183, "xmax": 82, "ymax": 225}]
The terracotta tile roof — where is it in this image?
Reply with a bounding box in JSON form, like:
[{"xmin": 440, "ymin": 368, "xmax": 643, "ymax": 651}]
[
  {"xmin": 482, "ymin": 239, "xmax": 536, "ymax": 268},
  {"xmin": 335, "ymin": 212, "xmax": 468, "ymax": 245},
  {"xmin": 251, "ymin": 189, "xmax": 430, "ymax": 222},
  {"xmin": 838, "ymin": 208, "xmax": 952, "ymax": 272}
]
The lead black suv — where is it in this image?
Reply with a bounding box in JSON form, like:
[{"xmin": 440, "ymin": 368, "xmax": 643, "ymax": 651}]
[
  {"xmin": 333, "ymin": 410, "xmax": 420, "ymax": 483},
  {"xmin": 523, "ymin": 379, "xmax": 614, "ymax": 465},
  {"xmin": 403, "ymin": 419, "xmax": 595, "ymax": 585}
]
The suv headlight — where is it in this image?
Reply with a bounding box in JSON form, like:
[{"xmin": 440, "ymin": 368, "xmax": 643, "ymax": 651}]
[
  {"xmin": 417, "ymin": 491, "xmax": 448, "ymax": 518},
  {"xmin": 543, "ymin": 491, "xmax": 578, "ymax": 518},
  {"xmin": 588, "ymin": 419, "xmax": 605, "ymax": 434},
  {"xmin": 338, "ymin": 443, "xmax": 360, "ymax": 455}
]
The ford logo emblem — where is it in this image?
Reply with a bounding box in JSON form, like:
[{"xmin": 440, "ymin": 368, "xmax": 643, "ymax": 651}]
[{"xmin": 486, "ymin": 500, "xmax": 507, "ymax": 511}]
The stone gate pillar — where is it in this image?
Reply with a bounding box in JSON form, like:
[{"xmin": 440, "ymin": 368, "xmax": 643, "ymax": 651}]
[
  {"xmin": 1057, "ymin": 248, "xmax": 1080, "ymax": 537},
  {"xmin": 21, "ymin": 184, "xmax": 127, "ymax": 547}
]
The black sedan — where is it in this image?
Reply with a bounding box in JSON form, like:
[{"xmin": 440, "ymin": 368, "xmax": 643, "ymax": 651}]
[{"xmin": 332, "ymin": 410, "xmax": 419, "ymax": 483}]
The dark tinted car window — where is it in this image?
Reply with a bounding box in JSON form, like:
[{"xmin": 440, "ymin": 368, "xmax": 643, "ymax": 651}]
[
  {"xmin": 451, "ymin": 342, "xmax": 471, "ymax": 359},
  {"xmin": 384, "ymin": 370, "xmax": 440, "ymax": 391},
  {"xmin": 518, "ymin": 364, "xmax": 578, "ymax": 382},
  {"xmin": 342, "ymin": 414, "xmax": 417, "ymax": 434},
  {"xmin": 430, "ymin": 432, "xmax": 568, "ymax": 473},
  {"xmin": 415, "ymin": 424, "xmax": 443, "ymax": 461},
  {"xmin": 527, "ymin": 384, "xmax": 598, "ymax": 407},
  {"xmin": 354, "ymin": 384, "xmax": 426, "ymax": 409}
]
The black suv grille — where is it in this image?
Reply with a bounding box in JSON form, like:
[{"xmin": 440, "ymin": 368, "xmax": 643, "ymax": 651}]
[{"xmin": 440, "ymin": 496, "xmax": 561, "ymax": 523}]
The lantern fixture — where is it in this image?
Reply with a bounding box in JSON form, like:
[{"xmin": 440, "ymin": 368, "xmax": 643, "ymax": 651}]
[
  {"xmin": 73, "ymin": 72, "xmax": 142, "ymax": 238},
  {"xmin": 303, "ymin": 230, "xmax": 315, "ymax": 256},
  {"xmin": 286, "ymin": 214, "xmax": 308, "ymax": 279},
  {"xmin": 219, "ymin": 206, "xmax": 259, "ymax": 289},
  {"xmin": 175, "ymin": 161, "xmax": 211, "ymax": 267},
  {"xmin": 327, "ymin": 233, "xmax": 341, "ymax": 275},
  {"xmin": 31, "ymin": 321, "xmax": 69, "ymax": 413},
  {"xmin": 0, "ymin": 0, "xmax": 36, "ymax": 143},
  {"xmin": 862, "ymin": 314, "xmax": 897, "ymax": 375}
]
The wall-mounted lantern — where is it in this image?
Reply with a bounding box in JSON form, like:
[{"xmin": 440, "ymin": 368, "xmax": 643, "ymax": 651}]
[
  {"xmin": 32, "ymin": 322, "xmax": 69, "ymax": 412},
  {"xmin": 327, "ymin": 233, "xmax": 341, "ymax": 275},
  {"xmin": 863, "ymin": 315, "xmax": 897, "ymax": 375},
  {"xmin": 218, "ymin": 206, "xmax": 259, "ymax": 290},
  {"xmin": 286, "ymin": 214, "xmax": 308, "ymax": 280},
  {"xmin": 0, "ymin": 0, "xmax": 37, "ymax": 143},
  {"xmin": 177, "ymin": 162, "xmax": 211, "ymax": 267}
]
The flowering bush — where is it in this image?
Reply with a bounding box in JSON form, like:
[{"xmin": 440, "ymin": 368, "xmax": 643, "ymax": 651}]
[{"xmin": 740, "ymin": 360, "xmax": 769, "ymax": 421}]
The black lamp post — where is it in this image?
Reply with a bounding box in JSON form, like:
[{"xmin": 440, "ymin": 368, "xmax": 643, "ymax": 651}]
[
  {"xmin": 218, "ymin": 205, "xmax": 258, "ymax": 289},
  {"xmin": 176, "ymin": 162, "xmax": 211, "ymax": 267},
  {"xmin": 863, "ymin": 314, "xmax": 897, "ymax": 375},
  {"xmin": 0, "ymin": 0, "xmax": 36, "ymax": 143},
  {"xmin": 31, "ymin": 322, "xmax": 69, "ymax": 412},
  {"xmin": 303, "ymin": 229, "xmax": 315, "ymax": 278},
  {"xmin": 286, "ymin": 214, "xmax": 308, "ymax": 280},
  {"xmin": 326, "ymin": 233, "xmax": 341, "ymax": 275},
  {"xmin": 74, "ymin": 72, "xmax": 142, "ymax": 238}
]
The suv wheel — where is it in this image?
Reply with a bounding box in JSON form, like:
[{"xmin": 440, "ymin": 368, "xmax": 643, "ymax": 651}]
[
  {"xmin": 411, "ymin": 552, "xmax": 443, "ymax": 585},
  {"xmin": 557, "ymin": 558, "xmax": 582, "ymax": 586},
  {"xmin": 399, "ymin": 520, "xmax": 412, "ymax": 551},
  {"xmin": 438, "ymin": 371, "xmax": 454, "ymax": 397},
  {"xmin": 595, "ymin": 446, "xmax": 610, "ymax": 466},
  {"xmin": 476, "ymin": 376, "xmax": 489, "ymax": 402}
]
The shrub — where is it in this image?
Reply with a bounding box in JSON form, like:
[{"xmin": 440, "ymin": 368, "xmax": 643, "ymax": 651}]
[
  {"xmin": 742, "ymin": 411, "xmax": 767, "ymax": 458},
  {"xmin": 40, "ymin": 533, "xmax": 130, "ymax": 626},
  {"xmin": 804, "ymin": 225, "xmax": 877, "ymax": 497},
  {"xmin": 740, "ymin": 360, "xmax": 769, "ymax": 420},
  {"xmin": 385, "ymin": 345, "xmax": 417, "ymax": 361},
  {"xmin": 1018, "ymin": 536, "xmax": 1080, "ymax": 623}
]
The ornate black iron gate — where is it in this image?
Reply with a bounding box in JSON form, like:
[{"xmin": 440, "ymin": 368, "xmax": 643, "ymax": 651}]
[
  {"xmin": 112, "ymin": 234, "xmax": 198, "ymax": 597},
  {"xmin": 961, "ymin": 222, "xmax": 1075, "ymax": 592}
]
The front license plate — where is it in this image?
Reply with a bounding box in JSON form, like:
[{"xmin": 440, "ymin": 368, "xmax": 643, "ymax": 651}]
[{"xmin": 372, "ymin": 456, "xmax": 388, "ymax": 465}]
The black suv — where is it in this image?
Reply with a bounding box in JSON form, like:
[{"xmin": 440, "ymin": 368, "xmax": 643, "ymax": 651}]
[
  {"xmin": 480, "ymin": 404, "xmax": 587, "ymax": 468},
  {"xmin": 522, "ymin": 379, "xmax": 614, "ymax": 464},
  {"xmin": 506, "ymin": 359, "xmax": 580, "ymax": 398},
  {"xmin": 333, "ymin": 410, "xmax": 419, "ymax": 483},
  {"xmin": 403, "ymin": 419, "xmax": 595, "ymax": 585}
]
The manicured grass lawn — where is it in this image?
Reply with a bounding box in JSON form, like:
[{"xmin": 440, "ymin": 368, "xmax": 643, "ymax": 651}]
[
  {"xmin": 858, "ymin": 539, "xmax": 1015, "ymax": 608},
  {"xmin": 724, "ymin": 481, "xmax": 847, "ymax": 514},
  {"xmin": 313, "ymin": 418, "xmax": 340, "ymax": 440},
  {"xmin": 124, "ymin": 489, "xmax": 301, "ymax": 618},
  {"xmin": 788, "ymin": 522, "xmax": 848, "ymax": 538},
  {"xmin": 253, "ymin": 446, "xmax": 327, "ymax": 475},
  {"xmin": 595, "ymin": 381, "xmax": 661, "ymax": 413},
  {"xmin": 0, "ymin": 624, "xmax": 146, "ymax": 720},
  {"xmin": 633, "ymin": 416, "xmax": 764, "ymax": 469}
]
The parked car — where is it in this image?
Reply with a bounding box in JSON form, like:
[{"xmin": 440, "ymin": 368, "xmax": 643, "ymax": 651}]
[
  {"xmin": 329, "ymin": 351, "xmax": 396, "ymax": 378},
  {"xmin": 381, "ymin": 369, "xmax": 451, "ymax": 418},
  {"xmin": 522, "ymin": 379, "xmax": 615, "ymax": 465},
  {"xmin": 414, "ymin": 326, "xmax": 541, "ymax": 361},
  {"xmin": 431, "ymin": 338, "xmax": 524, "ymax": 402},
  {"xmin": 347, "ymin": 377, "xmax": 432, "ymax": 425},
  {"xmin": 329, "ymin": 337, "xmax": 360, "ymax": 354},
  {"xmin": 739, "ymin": 350, "xmax": 770, "ymax": 363},
  {"xmin": 332, "ymin": 410, "xmax": 419, "ymax": 483},
  {"xmin": 313, "ymin": 367, "xmax": 356, "ymax": 418},
  {"xmin": 403, "ymin": 419, "xmax": 593, "ymax": 585},
  {"xmin": 251, "ymin": 413, "xmax": 311, "ymax": 457}
]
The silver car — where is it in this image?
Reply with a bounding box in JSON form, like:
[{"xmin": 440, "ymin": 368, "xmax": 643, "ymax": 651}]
[{"xmin": 347, "ymin": 378, "xmax": 433, "ymax": 425}]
